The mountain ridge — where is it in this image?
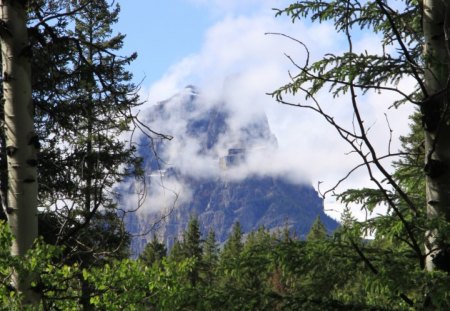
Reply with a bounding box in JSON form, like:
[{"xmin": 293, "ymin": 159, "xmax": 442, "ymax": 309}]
[{"xmin": 122, "ymin": 86, "xmax": 339, "ymax": 255}]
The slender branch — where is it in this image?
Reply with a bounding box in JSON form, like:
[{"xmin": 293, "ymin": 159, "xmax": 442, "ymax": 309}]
[
  {"xmin": 30, "ymin": 2, "xmax": 89, "ymax": 29},
  {"xmin": 384, "ymin": 113, "xmax": 393, "ymax": 155},
  {"xmin": 375, "ymin": 0, "xmax": 427, "ymax": 96},
  {"xmin": 283, "ymin": 53, "xmax": 419, "ymax": 104},
  {"xmin": 349, "ymin": 82, "xmax": 423, "ymax": 261}
]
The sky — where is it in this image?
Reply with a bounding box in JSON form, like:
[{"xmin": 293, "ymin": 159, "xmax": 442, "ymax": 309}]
[{"xmin": 115, "ymin": 0, "xmax": 415, "ymax": 220}]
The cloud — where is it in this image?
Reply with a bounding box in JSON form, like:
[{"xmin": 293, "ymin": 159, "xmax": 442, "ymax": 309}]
[
  {"xmin": 145, "ymin": 10, "xmax": 338, "ymax": 102},
  {"xmin": 135, "ymin": 1, "xmax": 416, "ymax": 221},
  {"xmin": 121, "ymin": 171, "xmax": 193, "ymax": 216}
]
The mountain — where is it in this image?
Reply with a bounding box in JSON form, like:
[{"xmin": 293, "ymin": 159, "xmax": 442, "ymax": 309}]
[{"xmin": 122, "ymin": 86, "xmax": 339, "ymax": 255}]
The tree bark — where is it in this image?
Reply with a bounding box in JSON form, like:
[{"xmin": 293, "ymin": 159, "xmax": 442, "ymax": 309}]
[
  {"xmin": 423, "ymin": 0, "xmax": 450, "ymax": 271},
  {"xmin": 0, "ymin": 0, "xmax": 38, "ymax": 304}
]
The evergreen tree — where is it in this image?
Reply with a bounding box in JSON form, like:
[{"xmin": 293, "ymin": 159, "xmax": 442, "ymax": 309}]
[
  {"xmin": 182, "ymin": 216, "xmax": 203, "ymax": 260},
  {"xmin": 168, "ymin": 238, "xmax": 185, "ymax": 263},
  {"xmin": 0, "ymin": 1, "xmax": 150, "ymax": 305},
  {"xmin": 272, "ymin": 0, "xmax": 450, "ymax": 308},
  {"xmin": 307, "ymin": 216, "xmax": 328, "ymax": 241},
  {"xmin": 222, "ymin": 222, "xmax": 243, "ymax": 260},
  {"xmin": 217, "ymin": 222, "xmax": 245, "ymax": 298},
  {"xmin": 139, "ymin": 234, "xmax": 166, "ymax": 267},
  {"xmin": 203, "ymin": 230, "xmax": 218, "ymax": 265},
  {"xmin": 182, "ymin": 217, "xmax": 203, "ymax": 286},
  {"xmin": 165, "ymin": 218, "xmax": 204, "ymax": 287},
  {"xmin": 203, "ymin": 230, "xmax": 218, "ymax": 285},
  {"xmin": 35, "ymin": 0, "xmax": 141, "ymax": 252},
  {"xmin": 33, "ymin": 2, "xmax": 142, "ymax": 307}
]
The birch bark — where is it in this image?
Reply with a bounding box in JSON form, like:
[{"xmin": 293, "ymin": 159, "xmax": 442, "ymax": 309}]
[
  {"xmin": 423, "ymin": 0, "xmax": 450, "ymax": 271},
  {"xmin": 0, "ymin": 0, "xmax": 38, "ymax": 303}
]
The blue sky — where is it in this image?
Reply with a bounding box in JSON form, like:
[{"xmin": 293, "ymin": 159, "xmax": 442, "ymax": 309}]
[
  {"xmin": 116, "ymin": 1, "xmax": 214, "ymax": 85},
  {"xmin": 115, "ymin": 1, "xmax": 414, "ymax": 220}
]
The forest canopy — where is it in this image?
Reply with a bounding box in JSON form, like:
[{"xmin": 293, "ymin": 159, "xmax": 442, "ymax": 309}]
[{"xmin": 1, "ymin": 0, "xmax": 450, "ymax": 310}]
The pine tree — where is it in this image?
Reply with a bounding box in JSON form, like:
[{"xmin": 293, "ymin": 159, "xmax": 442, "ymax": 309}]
[
  {"xmin": 222, "ymin": 222, "xmax": 243, "ymax": 260},
  {"xmin": 306, "ymin": 216, "xmax": 328, "ymax": 241},
  {"xmin": 272, "ymin": 0, "xmax": 450, "ymax": 308},
  {"xmin": 139, "ymin": 234, "xmax": 167, "ymax": 266},
  {"xmin": 27, "ymin": 0, "xmax": 142, "ymax": 264},
  {"xmin": 203, "ymin": 230, "xmax": 218, "ymax": 264},
  {"xmin": 182, "ymin": 217, "xmax": 203, "ymax": 286},
  {"xmin": 217, "ymin": 222, "xmax": 244, "ymax": 290},
  {"xmin": 0, "ymin": 1, "xmax": 147, "ymax": 305},
  {"xmin": 182, "ymin": 217, "xmax": 203, "ymax": 260},
  {"xmin": 203, "ymin": 230, "xmax": 218, "ymax": 285},
  {"xmin": 168, "ymin": 238, "xmax": 184, "ymax": 263}
]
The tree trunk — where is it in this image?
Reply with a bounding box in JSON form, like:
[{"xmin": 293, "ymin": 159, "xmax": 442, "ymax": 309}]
[
  {"xmin": 423, "ymin": 0, "xmax": 450, "ymax": 271},
  {"xmin": 0, "ymin": 0, "xmax": 38, "ymax": 304}
]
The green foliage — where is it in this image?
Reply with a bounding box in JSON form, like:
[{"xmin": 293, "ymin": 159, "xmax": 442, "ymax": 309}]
[
  {"xmin": 270, "ymin": 0, "xmax": 450, "ymax": 308},
  {"xmin": 32, "ymin": 0, "xmax": 142, "ymax": 212},
  {"xmin": 182, "ymin": 217, "xmax": 203, "ymax": 261},
  {"xmin": 0, "ymin": 2, "xmax": 145, "ymax": 305},
  {"xmin": 203, "ymin": 230, "xmax": 219, "ymax": 266},
  {"xmin": 272, "ymin": 0, "xmax": 422, "ymax": 104},
  {"xmin": 23, "ymin": 1, "xmax": 143, "ymax": 267},
  {"xmin": 307, "ymin": 216, "xmax": 328, "ymax": 241},
  {"xmin": 221, "ymin": 222, "xmax": 243, "ymax": 261},
  {"xmin": 5, "ymin": 216, "xmax": 450, "ymax": 310},
  {"xmin": 139, "ymin": 234, "xmax": 167, "ymax": 266},
  {"xmin": 168, "ymin": 239, "xmax": 185, "ymax": 263},
  {"xmin": 3, "ymin": 0, "xmax": 448, "ymax": 309},
  {"xmin": 202, "ymin": 230, "xmax": 219, "ymax": 285}
]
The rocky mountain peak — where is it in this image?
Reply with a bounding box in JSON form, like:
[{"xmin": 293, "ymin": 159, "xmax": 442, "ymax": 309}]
[{"xmin": 122, "ymin": 86, "xmax": 338, "ymax": 255}]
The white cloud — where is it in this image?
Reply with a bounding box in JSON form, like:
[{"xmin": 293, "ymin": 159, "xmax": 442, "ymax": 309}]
[{"xmin": 136, "ymin": 2, "xmax": 416, "ymax": 221}]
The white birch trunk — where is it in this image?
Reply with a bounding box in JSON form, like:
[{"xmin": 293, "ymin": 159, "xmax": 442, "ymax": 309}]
[
  {"xmin": 423, "ymin": 0, "xmax": 450, "ymax": 271},
  {"xmin": 0, "ymin": 0, "xmax": 38, "ymax": 304}
]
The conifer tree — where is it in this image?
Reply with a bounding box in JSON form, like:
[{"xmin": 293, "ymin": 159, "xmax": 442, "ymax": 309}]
[
  {"xmin": 222, "ymin": 221, "xmax": 243, "ymax": 260},
  {"xmin": 218, "ymin": 222, "xmax": 244, "ymax": 290},
  {"xmin": 35, "ymin": 0, "xmax": 141, "ymax": 247},
  {"xmin": 0, "ymin": 0, "xmax": 147, "ymax": 305},
  {"xmin": 23, "ymin": 0, "xmax": 143, "ymax": 268},
  {"xmin": 306, "ymin": 216, "xmax": 328, "ymax": 241},
  {"xmin": 203, "ymin": 230, "xmax": 218, "ymax": 265},
  {"xmin": 182, "ymin": 217, "xmax": 203, "ymax": 260},
  {"xmin": 168, "ymin": 238, "xmax": 184, "ymax": 263},
  {"xmin": 139, "ymin": 234, "xmax": 167, "ymax": 266},
  {"xmin": 182, "ymin": 217, "xmax": 203, "ymax": 286},
  {"xmin": 272, "ymin": 0, "xmax": 450, "ymax": 308},
  {"xmin": 203, "ymin": 230, "xmax": 218, "ymax": 285}
]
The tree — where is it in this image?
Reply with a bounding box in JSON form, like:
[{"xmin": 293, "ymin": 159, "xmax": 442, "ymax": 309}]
[
  {"xmin": 0, "ymin": 0, "xmax": 38, "ymax": 304},
  {"xmin": 0, "ymin": 0, "xmax": 151, "ymax": 305},
  {"xmin": 182, "ymin": 216, "xmax": 203, "ymax": 261},
  {"xmin": 181, "ymin": 216, "xmax": 203, "ymax": 286},
  {"xmin": 306, "ymin": 216, "xmax": 328, "ymax": 241},
  {"xmin": 168, "ymin": 238, "xmax": 184, "ymax": 263},
  {"xmin": 272, "ymin": 0, "xmax": 450, "ymax": 308},
  {"xmin": 421, "ymin": 0, "xmax": 450, "ymax": 276},
  {"xmin": 202, "ymin": 230, "xmax": 218, "ymax": 285},
  {"xmin": 221, "ymin": 221, "xmax": 243, "ymax": 260},
  {"xmin": 217, "ymin": 222, "xmax": 244, "ymax": 291},
  {"xmin": 35, "ymin": 2, "xmax": 143, "ymax": 306},
  {"xmin": 33, "ymin": 0, "xmax": 142, "ymax": 255},
  {"xmin": 140, "ymin": 234, "xmax": 167, "ymax": 266}
]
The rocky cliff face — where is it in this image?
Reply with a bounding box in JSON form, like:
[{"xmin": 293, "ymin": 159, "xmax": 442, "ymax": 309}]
[{"xmin": 122, "ymin": 86, "xmax": 338, "ymax": 255}]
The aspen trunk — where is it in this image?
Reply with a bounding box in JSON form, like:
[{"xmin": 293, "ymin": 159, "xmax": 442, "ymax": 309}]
[
  {"xmin": 0, "ymin": 0, "xmax": 38, "ymax": 304},
  {"xmin": 423, "ymin": 0, "xmax": 450, "ymax": 270}
]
